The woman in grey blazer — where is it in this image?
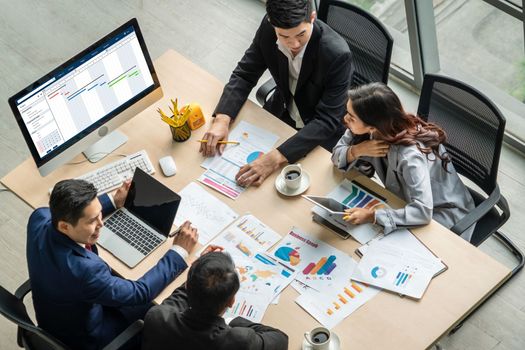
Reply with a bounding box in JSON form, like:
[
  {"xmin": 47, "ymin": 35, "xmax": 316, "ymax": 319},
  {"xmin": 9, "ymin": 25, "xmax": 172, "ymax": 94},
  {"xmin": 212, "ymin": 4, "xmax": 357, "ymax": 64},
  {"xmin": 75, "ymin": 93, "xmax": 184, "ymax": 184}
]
[{"xmin": 331, "ymin": 83, "xmax": 475, "ymax": 241}]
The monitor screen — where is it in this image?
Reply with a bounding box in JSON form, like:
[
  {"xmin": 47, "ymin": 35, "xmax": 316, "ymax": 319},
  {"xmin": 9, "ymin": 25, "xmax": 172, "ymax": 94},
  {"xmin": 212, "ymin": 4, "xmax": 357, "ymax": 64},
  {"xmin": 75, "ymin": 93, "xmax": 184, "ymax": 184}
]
[{"xmin": 8, "ymin": 18, "xmax": 161, "ymax": 176}]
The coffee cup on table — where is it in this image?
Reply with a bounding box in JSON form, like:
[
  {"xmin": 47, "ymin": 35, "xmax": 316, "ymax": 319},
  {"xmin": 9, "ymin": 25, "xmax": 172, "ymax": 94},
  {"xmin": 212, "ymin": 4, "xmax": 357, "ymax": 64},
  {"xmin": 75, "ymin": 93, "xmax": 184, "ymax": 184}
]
[
  {"xmin": 304, "ymin": 326, "xmax": 331, "ymax": 350},
  {"xmin": 281, "ymin": 164, "xmax": 302, "ymax": 190}
]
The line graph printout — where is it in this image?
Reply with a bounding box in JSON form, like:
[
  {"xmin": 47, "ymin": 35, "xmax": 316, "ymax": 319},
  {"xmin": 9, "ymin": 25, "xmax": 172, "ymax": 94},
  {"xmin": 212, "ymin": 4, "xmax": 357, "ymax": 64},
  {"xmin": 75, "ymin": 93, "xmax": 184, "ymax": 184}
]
[
  {"xmin": 199, "ymin": 214, "xmax": 282, "ymax": 261},
  {"xmin": 16, "ymin": 26, "xmax": 154, "ymax": 158},
  {"xmin": 173, "ymin": 182, "xmax": 238, "ymax": 244}
]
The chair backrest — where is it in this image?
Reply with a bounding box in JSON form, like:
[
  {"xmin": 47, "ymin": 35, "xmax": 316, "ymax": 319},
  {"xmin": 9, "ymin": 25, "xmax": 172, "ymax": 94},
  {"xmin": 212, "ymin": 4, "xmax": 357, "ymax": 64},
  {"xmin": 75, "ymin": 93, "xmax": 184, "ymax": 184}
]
[
  {"xmin": 0, "ymin": 284, "xmax": 68, "ymax": 350},
  {"xmin": 318, "ymin": 0, "xmax": 393, "ymax": 87},
  {"xmin": 417, "ymin": 74, "xmax": 506, "ymax": 196}
]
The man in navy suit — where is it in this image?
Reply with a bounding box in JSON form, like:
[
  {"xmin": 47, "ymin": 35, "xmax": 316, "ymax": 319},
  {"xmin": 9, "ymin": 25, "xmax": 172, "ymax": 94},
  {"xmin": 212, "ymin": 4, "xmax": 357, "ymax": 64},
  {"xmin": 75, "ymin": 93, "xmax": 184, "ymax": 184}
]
[
  {"xmin": 200, "ymin": 0, "xmax": 353, "ymax": 186},
  {"xmin": 26, "ymin": 179, "xmax": 198, "ymax": 350}
]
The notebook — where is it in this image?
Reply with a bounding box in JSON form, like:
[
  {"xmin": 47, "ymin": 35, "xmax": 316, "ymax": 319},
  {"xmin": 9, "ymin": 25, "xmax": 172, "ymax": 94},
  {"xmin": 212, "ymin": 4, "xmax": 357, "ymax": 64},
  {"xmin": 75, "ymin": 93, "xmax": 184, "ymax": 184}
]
[{"xmin": 98, "ymin": 168, "xmax": 181, "ymax": 267}]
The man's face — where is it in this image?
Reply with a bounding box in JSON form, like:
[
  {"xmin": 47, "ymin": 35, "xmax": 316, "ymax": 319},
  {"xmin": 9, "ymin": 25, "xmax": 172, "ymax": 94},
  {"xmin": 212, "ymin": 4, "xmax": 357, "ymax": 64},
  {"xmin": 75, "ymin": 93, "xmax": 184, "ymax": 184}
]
[
  {"xmin": 274, "ymin": 14, "xmax": 315, "ymax": 56},
  {"xmin": 59, "ymin": 198, "xmax": 103, "ymax": 245}
]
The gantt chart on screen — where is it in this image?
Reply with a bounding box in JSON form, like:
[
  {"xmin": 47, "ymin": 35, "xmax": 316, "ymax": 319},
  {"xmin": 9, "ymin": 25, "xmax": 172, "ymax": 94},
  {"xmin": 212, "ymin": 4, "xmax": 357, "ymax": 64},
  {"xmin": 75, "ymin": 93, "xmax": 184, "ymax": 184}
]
[{"xmin": 16, "ymin": 29, "xmax": 154, "ymax": 158}]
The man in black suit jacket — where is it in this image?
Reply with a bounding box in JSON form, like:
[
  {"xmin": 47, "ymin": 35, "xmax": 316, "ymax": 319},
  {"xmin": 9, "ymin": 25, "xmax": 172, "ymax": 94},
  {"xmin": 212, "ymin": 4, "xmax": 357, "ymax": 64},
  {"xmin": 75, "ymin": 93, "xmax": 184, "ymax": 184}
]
[
  {"xmin": 141, "ymin": 250, "xmax": 288, "ymax": 350},
  {"xmin": 200, "ymin": 0, "xmax": 353, "ymax": 186}
]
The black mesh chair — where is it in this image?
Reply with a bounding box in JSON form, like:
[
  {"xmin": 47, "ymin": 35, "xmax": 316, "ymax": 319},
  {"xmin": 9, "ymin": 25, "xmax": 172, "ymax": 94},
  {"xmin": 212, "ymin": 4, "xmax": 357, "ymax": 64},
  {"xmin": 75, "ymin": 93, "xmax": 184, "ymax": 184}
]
[
  {"xmin": 0, "ymin": 280, "xmax": 144, "ymax": 350},
  {"xmin": 256, "ymin": 0, "xmax": 394, "ymax": 105},
  {"xmin": 417, "ymin": 74, "xmax": 524, "ymax": 329}
]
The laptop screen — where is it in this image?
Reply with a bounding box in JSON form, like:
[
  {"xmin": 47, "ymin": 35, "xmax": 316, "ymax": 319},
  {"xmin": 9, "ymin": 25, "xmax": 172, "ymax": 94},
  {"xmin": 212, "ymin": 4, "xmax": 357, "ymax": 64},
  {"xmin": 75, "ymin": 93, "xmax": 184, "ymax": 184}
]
[{"xmin": 124, "ymin": 168, "xmax": 181, "ymax": 236}]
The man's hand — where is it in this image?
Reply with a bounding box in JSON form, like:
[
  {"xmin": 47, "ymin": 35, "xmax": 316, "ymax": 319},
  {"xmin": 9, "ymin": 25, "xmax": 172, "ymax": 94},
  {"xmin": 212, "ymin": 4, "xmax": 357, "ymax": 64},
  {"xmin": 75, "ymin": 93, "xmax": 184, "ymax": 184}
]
[
  {"xmin": 235, "ymin": 149, "xmax": 287, "ymax": 187},
  {"xmin": 113, "ymin": 180, "xmax": 131, "ymax": 209},
  {"xmin": 173, "ymin": 221, "xmax": 198, "ymax": 254},
  {"xmin": 353, "ymin": 140, "xmax": 390, "ymax": 158},
  {"xmin": 343, "ymin": 208, "xmax": 374, "ymax": 225},
  {"xmin": 199, "ymin": 114, "xmax": 231, "ymax": 157},
  {"xmin": 201, "ymin": 244, "xmax": 224, "ymax": 255}
]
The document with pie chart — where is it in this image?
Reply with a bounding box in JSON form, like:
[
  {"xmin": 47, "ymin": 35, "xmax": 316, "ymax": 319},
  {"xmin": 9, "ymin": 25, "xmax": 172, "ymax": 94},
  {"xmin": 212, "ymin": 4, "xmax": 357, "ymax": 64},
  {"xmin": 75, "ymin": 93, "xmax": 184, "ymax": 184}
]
[
  {"xmin": 351, "ymin": 240, "xmax": 439, "ymax": 299},
  {"xmin": 269, "ymin": 227, "xmax": 355, "ymax": 293}
]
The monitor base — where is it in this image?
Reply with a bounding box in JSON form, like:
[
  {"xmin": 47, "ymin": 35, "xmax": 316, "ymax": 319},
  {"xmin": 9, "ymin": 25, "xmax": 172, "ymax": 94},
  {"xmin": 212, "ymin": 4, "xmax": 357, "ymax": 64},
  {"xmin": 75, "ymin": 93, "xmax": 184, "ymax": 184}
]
[{"xmin": 83, "ymin": 130, "xmax": 128, "ymax": 163}]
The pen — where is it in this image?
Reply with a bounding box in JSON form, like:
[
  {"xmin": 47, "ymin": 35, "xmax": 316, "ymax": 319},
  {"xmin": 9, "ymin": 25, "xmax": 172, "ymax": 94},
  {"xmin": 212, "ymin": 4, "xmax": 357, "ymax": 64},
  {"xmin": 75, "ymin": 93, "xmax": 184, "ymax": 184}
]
[
  {"xmin": 197, "ymin": 140, "xmax": 240, "ymax": 145},
  {"xmin": 168, "ymin": 225, "xmax": 183, "ymax": 238}
]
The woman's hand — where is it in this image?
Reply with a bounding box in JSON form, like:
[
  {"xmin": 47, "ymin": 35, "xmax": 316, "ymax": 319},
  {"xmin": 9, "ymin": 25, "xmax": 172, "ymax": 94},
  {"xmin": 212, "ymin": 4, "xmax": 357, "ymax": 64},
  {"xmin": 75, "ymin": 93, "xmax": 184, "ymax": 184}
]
[
  {"xmin": 353, "ymin": 140, "xmax": 390, "ymax": 158},
  {"xmin": 343, "ymin": 208, "xmax": 375, "ymax": 225}
]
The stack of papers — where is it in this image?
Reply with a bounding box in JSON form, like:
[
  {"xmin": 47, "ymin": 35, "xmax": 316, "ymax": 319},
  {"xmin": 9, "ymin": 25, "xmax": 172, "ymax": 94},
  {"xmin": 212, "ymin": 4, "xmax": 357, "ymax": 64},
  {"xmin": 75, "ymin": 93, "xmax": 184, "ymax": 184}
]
[
  {"xmin": 268, "ymin": 227, "xmax": 380, "ymax": 329},
  {"xmin": 199, "ymin": 121, "xmax": 279, "ymax": 199},
  {"xmin": 352, "ymin": 239, "xmax": 442, "ymax": 299},
  {"xmin": 200, "ymin": 214, "xmax": 287, "ymax": 323}
]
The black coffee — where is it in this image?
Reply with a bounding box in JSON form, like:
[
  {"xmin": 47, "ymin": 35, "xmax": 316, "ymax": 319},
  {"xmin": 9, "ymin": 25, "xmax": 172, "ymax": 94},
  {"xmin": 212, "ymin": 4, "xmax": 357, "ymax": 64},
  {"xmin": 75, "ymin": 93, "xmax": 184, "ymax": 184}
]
[
  {"xmin": 285, "ymin": 170, "xmax": 301, "ymax": 180},
  {"xmin": 312, "ymin": 331, "xmax": 329, "ymax": 344}
]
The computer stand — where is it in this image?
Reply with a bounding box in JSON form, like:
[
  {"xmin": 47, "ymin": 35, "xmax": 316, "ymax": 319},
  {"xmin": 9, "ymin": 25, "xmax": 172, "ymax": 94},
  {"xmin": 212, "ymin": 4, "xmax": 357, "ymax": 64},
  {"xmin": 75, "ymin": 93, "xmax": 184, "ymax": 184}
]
[{"xmin": 83, "ymin": 130, "xmax": 128, "ymax": 163}]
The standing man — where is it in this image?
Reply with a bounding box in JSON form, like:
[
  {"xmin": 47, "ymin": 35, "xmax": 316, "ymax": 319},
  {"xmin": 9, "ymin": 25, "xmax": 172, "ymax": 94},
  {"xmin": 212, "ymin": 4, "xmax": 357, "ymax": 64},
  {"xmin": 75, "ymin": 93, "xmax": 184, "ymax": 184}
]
[
  {"xmin": 141, "ymin": 250, "xmax": 288, "ymax": 350},
  {"xmin": 26, "ymin": 179, "xmax": 198, "ymax": 350},
  {"xmin": 200, "ymin": 0, "xmax": 353, "ymax": 186}
]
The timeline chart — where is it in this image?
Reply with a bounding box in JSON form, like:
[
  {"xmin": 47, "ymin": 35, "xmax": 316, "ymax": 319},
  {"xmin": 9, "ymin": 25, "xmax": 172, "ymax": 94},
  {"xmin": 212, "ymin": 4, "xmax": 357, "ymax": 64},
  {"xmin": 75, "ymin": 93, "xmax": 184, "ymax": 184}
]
[{"xmin": 17, "ymin": 29, "xmax": 154, "ymax": 158}]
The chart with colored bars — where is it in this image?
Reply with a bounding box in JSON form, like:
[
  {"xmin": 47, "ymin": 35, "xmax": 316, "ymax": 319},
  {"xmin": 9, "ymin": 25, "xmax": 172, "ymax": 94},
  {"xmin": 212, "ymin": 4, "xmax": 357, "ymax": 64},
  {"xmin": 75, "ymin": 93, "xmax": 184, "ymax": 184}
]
[
  {"xmin": 225, "ymin": 296, "xmax": 263, "ymax": 321},
  {"xmin": 237, "ymin": 216, "xmax": 275, "ymax": 248},
  {"xmin": 296, "ymin": 280, "xmax": 380, "ymax": 329},
  {"xmin": 302, "ymin": 255, "xmax": 336, "ymax": 281},
  {"xmin": 342, "ymin": 182, "xmax": 386, "ymax": 209},
  {"xmin": 395, "ymin": 266, "xmax": 415, "ymax": 287}
]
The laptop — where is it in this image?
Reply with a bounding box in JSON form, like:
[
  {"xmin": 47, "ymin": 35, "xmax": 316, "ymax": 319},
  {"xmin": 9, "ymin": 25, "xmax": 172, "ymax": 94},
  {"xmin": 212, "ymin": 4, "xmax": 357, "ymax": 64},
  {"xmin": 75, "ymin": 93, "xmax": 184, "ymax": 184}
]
[{"xmin": 98, "ymin": 167, "xmax": 181, "ymax": 267}]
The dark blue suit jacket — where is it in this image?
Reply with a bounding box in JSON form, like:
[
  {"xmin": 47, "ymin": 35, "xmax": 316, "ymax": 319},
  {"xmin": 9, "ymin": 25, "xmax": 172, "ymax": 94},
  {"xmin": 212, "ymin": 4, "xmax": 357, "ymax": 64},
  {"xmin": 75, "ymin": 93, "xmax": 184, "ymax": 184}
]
[{"xmin": 26, "ymin": 194, "xmax": 187, "ymax": 350}]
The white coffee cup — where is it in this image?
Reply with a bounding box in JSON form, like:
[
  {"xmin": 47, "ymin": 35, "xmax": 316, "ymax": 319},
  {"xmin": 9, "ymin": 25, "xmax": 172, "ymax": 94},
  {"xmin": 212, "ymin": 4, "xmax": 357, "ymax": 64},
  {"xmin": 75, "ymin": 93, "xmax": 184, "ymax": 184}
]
[
  {"xmin": 304, "ymin": 326, "xmax": 331, "ymax": 350},
  {"xmin": 281, "ymin": 164, "xmax": 302, "ymax": 190}
]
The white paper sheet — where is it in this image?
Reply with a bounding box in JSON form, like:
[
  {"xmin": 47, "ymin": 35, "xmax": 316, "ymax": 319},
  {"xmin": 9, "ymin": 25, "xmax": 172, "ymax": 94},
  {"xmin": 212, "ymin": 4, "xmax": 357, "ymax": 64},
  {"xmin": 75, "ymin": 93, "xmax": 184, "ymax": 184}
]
[
  {"xmin": 173, "ymin": 182, "xmax": 238, "ymax": 245},
  {"xmin": 352, "ymin": 241, "xmax": 439, "ymax": 299}
]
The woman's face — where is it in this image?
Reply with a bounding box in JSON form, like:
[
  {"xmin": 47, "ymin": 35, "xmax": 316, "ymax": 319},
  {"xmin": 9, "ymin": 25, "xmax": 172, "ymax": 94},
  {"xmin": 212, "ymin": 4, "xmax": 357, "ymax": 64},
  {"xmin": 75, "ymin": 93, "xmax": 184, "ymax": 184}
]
[{"xmin": 343, "ymin": 100, "xmax": 374, "ymax": 135}]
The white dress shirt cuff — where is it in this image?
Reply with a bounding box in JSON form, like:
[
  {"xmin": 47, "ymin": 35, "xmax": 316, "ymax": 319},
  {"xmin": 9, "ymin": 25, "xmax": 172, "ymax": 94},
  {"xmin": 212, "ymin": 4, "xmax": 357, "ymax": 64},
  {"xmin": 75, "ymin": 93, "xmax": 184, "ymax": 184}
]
[
  {"xmin": 170, "ymin": 245, "xmax": 189, "ymax": 260},
  {"xmin": 108, "ymin": 193, "xmax": 117, "ymax": 209}
]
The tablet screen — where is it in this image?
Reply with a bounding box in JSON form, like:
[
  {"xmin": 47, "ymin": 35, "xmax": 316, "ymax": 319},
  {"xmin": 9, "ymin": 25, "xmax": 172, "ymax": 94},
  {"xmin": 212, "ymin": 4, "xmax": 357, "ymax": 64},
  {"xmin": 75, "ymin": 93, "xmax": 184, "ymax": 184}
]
[{"xmin": 303, "ymin": 195, "xmax": 348, "ymax": 214}]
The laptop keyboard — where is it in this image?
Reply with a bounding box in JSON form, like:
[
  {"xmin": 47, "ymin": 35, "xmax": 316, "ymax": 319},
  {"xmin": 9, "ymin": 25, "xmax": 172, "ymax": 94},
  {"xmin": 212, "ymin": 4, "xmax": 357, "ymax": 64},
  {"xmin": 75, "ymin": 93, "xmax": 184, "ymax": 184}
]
[{"xmin": 104, "ymin": 211, "xmax": 164, "ymax": 255}]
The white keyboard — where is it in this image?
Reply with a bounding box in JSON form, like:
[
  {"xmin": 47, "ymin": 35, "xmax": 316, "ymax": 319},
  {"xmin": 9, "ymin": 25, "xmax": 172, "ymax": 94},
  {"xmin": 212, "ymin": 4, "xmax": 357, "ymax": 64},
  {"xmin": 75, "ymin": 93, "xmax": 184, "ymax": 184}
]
[{"xmin": 50, "ymin": 150, "xmax": 155, "ymax": 195}]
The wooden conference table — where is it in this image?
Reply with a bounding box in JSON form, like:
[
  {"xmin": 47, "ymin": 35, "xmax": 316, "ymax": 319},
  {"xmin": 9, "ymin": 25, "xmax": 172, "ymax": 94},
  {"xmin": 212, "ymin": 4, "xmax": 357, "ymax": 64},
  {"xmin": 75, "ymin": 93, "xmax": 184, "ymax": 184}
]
[{"xmin": 1, "ymin": 50, "xmax": 511, "ymax": 349}]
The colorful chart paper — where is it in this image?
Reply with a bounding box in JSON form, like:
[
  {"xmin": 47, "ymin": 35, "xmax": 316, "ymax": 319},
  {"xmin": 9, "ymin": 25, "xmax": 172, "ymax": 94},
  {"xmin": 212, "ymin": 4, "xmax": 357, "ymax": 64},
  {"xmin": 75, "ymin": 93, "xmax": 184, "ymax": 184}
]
[{"xmin": 269, "ymin": 227, "xmax": 355, "ymax": 292}]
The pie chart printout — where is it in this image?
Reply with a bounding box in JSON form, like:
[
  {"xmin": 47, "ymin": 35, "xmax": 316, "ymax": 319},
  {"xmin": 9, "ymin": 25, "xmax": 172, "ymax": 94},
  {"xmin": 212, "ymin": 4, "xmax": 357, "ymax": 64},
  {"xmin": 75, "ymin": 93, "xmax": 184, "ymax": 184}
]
[{"xmin": 274, "ymin": 246, "xmax": 301, "ymax": 266}]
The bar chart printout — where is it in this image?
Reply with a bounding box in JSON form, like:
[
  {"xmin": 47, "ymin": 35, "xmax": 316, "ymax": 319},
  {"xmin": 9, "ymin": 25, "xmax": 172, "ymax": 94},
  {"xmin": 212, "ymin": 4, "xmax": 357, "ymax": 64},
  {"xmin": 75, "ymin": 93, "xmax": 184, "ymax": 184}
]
[
  {"xmin": 296, "ymin": 280, "xmax": 380, "ymax": 329},
  {"xmin": 270, "ymin": 227, "xmax": 355, "ymax": 292}
]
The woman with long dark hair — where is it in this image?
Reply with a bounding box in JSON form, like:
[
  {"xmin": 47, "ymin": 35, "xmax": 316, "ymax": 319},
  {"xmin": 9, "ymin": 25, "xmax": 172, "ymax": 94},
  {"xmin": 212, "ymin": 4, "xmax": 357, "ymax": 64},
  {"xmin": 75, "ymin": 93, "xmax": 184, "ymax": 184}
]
[{"xmin": 332, "ymin": 83, "xmax": 475, "ymax": 241}]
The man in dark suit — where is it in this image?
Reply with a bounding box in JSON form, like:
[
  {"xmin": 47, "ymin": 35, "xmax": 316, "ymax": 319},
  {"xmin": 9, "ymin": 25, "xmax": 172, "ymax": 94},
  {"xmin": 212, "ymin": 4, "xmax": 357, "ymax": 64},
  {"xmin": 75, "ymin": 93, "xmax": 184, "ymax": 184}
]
[
  {"xmin": 141, "ymin": 250, "xmax": 288, "ymax": 350},
  {"xmin": 26, "ymin": 179, "xmax": 198, "ymax": 350},
  {"xmin": 200, "ymin": 0, "xmax": 353, "ymax": 186}
]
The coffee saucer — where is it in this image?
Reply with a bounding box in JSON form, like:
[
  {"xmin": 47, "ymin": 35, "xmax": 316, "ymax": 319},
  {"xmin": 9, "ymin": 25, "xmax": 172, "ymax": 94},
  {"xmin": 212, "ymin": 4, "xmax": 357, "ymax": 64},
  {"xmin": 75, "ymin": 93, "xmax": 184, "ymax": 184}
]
[
  {"xmin": 302, "ymin": 332, "xmax": 341, "ymax": 350},
  {"xmin": 275, "ymin": 170, "xmax": 310, "ymax": 196}
]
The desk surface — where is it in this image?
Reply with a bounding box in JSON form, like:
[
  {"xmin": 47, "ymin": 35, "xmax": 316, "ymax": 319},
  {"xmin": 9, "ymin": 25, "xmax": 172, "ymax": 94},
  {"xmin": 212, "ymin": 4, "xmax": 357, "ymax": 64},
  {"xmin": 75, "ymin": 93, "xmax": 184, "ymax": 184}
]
[{"xmin": 2, "ymin": 49, "xmax": 511, "ymax": 350}]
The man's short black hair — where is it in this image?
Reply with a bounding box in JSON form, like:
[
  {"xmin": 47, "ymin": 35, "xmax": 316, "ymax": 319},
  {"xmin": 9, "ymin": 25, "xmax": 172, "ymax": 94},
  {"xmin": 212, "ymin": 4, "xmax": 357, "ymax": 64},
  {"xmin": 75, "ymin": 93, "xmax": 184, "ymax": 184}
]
[
  {"xmin": 266, "ymin": 0, "xmax": 313, "ymax": 29},
  {"xmin": 186, "ymin": 252, "xmax": 240, "ymax": 316},
  {"xmin": 49, "ymin": 179, "xmax": 97, "ymax": 229}
]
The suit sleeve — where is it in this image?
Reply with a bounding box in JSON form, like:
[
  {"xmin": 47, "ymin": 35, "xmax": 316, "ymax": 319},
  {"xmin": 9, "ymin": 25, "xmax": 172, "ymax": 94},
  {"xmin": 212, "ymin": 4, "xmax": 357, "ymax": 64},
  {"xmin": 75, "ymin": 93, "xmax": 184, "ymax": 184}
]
[
  {"xmin": 98, "ymin": 193, "xmax": 116, "ymax": 217},
  {"xmin": 80, "ymin": 250, "xmax": 187, "ymax": 306},
  {"xmin": 214, "ymin": 18, "xmax": 268, "ymax": 119},
  {"xmin": 227, "ymin": 316, "xmax": 288, "ymax": 350},
  {"xmin": 277, "ymin": 51, "xmax": 353, "ymax": 163},
  {"xmin": 374, "ymin": 148, "xmax": 434, "ymax": 234}
]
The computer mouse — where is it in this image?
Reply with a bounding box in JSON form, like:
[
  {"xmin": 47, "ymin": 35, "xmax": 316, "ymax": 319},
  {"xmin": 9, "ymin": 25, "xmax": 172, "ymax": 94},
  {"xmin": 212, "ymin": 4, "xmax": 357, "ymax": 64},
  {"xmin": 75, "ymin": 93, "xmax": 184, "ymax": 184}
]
[{"xmin": 159, "ymin": 156, "xmax": 177, "ymax": 177}]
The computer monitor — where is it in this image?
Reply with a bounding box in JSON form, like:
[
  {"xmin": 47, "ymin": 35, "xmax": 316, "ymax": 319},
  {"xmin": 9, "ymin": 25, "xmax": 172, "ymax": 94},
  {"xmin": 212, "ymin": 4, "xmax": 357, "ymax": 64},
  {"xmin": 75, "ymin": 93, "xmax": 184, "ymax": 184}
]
[{"xmin": 8, "ymin": 18, "xmax": 162, "ymax": 176}]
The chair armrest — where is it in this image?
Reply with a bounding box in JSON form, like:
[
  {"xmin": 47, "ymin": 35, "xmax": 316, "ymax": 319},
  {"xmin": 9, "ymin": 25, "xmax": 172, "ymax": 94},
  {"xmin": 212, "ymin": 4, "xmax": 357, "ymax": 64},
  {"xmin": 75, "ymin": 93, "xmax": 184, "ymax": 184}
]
[
  {"xmin": 14, "ymin": 279, "xmax": 31, "ymax": 300},
  {"xmin": 450, "ymin": 185, "xmax": 501, "ymax": 235},
  {"xmin": 256, "ymin": 78, "xmax": 277, "ymax": 106},
  {"xmin": 102, "ymin": 319, "xmax": 144, "ymax": 350}
]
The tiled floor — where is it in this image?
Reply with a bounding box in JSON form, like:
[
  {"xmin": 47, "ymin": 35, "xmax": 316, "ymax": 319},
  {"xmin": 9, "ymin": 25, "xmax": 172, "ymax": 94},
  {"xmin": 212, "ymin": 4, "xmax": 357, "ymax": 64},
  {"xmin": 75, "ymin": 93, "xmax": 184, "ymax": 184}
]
[{"xmin": 0, "ymin": 1, "xmax": 524, "ymax": 349}]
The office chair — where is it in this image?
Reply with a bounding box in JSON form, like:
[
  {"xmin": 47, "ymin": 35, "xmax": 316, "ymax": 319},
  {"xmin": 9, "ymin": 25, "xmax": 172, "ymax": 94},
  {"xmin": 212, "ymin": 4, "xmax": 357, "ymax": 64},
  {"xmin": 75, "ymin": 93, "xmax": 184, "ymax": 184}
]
[
  {"xmin": 0, "ymin": 279, "xmax": 144, "ymax": 350},
  {"xmin": 256, "ymin": 0, "xmax": 394, "ymax": 105},
  {"xmin": 416, "ymin": 73, "xmax": 524, "ymax": 331}
]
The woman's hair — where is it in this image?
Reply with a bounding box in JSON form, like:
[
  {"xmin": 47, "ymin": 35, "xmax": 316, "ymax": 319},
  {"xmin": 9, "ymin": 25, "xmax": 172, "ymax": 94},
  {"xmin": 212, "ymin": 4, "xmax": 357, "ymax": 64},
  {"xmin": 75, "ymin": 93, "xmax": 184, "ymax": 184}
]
[{"xmin": 348, "ymin": 82, "xmax": 451, "ymax": 170}]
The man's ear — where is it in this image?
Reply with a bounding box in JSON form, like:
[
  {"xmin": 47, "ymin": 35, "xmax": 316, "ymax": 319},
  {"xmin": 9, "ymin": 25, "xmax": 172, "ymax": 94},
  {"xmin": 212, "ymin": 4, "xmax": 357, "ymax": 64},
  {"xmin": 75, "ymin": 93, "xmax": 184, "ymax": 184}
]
[
  {"xmin": 310, "ymin": 11, "xmax": 317, "ymax": 23},
  {"xmin": 227, "ymin": 295, "xmax": 236, "ymax": 308},
  {"xmin": 57, "ymin": 220, "xmax": 72, "ymax": 235}
]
